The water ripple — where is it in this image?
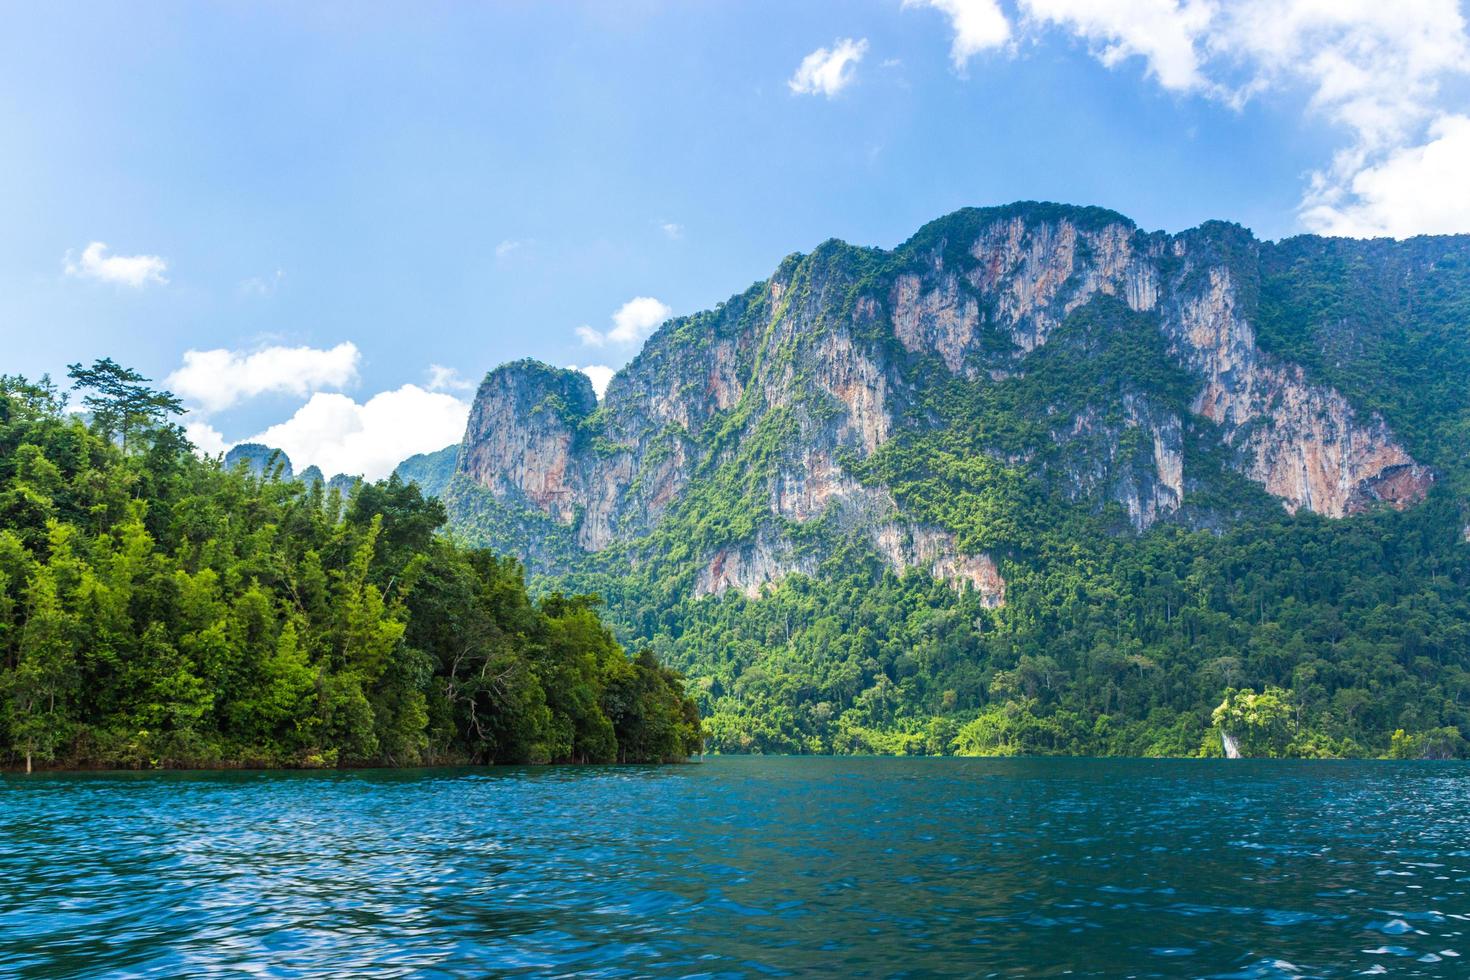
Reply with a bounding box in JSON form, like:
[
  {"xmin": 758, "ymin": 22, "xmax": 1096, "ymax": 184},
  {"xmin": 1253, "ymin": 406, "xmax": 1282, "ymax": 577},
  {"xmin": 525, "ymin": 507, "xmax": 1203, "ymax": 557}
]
[{"xmin": 3, "ymin": 758, "xmax": 1470, "ymax": 977}]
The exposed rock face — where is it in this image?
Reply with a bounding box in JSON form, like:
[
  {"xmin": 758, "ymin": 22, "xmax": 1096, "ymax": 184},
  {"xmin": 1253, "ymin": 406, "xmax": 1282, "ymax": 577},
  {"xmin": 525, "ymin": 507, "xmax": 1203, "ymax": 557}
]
[
  {"xmin": 695, "ymin": 530, "xmax": 815, "ymax": 599},
  {"xmin": 1057, "ymin": 395, "xmax": 1185, "ymax": 531},
  {"xmin": 964, "ymin": 215, "xmax": 1160, "ymax": 353},
  {"xmin": 459, "ymin": 360, "xmax": 596, "ymax": 525},
  {"xmin": 452, "ymin": 203, "xmax": 1432, "ymax": 598},
  {"xmin": 874, "ymin": 210, "xmax": 1428, "ymax": 522},
  {"xmin": 871, "ymin": 524, "xmax": 1005, "ymax": 606},
  {"xmin": 891, "ymin": 273, "xmax": 980, "ymax": 374},
  {"xmin": 1162, "ymin": 255, "xmax": 1433, "ymax": 517}
]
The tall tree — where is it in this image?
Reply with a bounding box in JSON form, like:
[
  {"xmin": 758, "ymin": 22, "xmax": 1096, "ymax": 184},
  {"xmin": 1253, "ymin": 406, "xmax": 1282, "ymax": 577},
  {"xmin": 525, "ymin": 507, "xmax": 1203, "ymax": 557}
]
[{"xmin": 66, "ymin": 358, "xmax": 183, "ymax": 452}]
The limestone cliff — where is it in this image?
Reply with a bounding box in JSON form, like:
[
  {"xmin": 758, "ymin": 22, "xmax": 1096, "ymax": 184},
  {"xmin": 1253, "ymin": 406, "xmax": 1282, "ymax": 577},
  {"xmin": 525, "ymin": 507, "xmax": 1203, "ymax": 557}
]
[
  {"xmin": 446, "ymin": 203, "xmax": 1435, "ymax": 601},
  {"xmin": 459, "ymin": 360, "xmax": 596, "ymax": 525}
]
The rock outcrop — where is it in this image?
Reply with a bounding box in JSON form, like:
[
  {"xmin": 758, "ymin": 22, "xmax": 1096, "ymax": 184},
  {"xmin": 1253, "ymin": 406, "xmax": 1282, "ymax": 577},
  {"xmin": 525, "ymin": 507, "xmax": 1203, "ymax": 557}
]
[
  {"xmin": 448, "ymin": 203, "xmax": 1433, "ymax": 600},
  {"xmin": 459, "ymin": 360, "xmax": 596, "ymax": 525},
  {"xmin": 225, "ymin": 443, "xmax": 293, "ymax": 479},
  {"xmin": 1160, "ymin": 248, "xmax": 1433, "ymax": 517}
]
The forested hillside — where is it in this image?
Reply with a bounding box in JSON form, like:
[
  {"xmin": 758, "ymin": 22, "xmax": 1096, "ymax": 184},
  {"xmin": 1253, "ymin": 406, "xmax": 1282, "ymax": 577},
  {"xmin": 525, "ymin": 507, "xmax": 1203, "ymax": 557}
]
[
  {"xmin": 0, "ymin": 364, "xmax": 700, "ymax": 771},
  {"xmin": 436, "ymin": 203, "xmax": 1470, "ymax": 759}
]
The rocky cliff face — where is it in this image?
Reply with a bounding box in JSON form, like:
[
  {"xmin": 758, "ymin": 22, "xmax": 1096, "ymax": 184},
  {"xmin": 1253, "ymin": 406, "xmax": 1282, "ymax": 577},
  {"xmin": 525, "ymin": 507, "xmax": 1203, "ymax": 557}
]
[
  {"xmin": 459, "ymin": 360, "xmax": 596, "ymax": 525},
  {"xmin": 448, "ymin": 203, "xmax": 1433, "ymax": 601},
  {"xmin": 1160, "ymin": 235, "xmax": 1433, "ymax": 517}
]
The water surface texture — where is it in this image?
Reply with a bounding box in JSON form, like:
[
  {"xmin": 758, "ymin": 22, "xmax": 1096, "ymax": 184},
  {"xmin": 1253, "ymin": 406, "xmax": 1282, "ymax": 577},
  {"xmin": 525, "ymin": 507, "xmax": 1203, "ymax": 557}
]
[{"xmin": 4, "ymin": 757, "xmax": 1470, "ymax": 978}]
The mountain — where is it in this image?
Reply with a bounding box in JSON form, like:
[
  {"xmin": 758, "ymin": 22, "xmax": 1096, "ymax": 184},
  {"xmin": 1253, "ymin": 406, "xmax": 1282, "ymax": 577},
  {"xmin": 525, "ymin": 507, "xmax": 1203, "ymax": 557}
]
[
  {"xmin": 393, "ymin": 445, "xmax": 459, "ymax": 499},
  {"xmin": 437, "ymin": 202, "xmax": 1470, "ymax": 757},
  {"xmin": 224, "ymin": 445, "xmax": 365, "ymax": 496},
  {"xmin": 225, "ymin": 442, "xmax": 294, "ymax": 479}
]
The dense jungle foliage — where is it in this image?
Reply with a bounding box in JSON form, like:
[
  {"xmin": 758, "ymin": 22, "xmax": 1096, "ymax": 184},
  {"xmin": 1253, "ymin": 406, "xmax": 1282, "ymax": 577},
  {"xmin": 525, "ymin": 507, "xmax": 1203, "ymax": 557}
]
[{"xmin": 0, "ymin": 364, "xmax": 700, "ymax": 771}]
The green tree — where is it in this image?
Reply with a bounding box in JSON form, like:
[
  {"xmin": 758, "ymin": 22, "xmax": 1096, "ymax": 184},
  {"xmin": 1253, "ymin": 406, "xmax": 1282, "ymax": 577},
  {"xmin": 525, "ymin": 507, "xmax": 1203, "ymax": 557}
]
[
  {"xmin": 1212, "ymin": 687, "xmax": 1295, "ymax": 758},
  {"xmin": 10, "ymin": 565, "xmax": 76, "ymax": 771},
  {"xmin": 66, "ymin": 358, "xmax": 182, "ymax": 452}
]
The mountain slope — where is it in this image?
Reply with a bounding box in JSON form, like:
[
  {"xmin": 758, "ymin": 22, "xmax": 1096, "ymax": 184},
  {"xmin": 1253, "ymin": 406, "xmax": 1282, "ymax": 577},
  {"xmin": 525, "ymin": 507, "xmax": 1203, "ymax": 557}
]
[{"xmin": 440, "ymin": 203, "xmax": 1470, "ymax": 757}]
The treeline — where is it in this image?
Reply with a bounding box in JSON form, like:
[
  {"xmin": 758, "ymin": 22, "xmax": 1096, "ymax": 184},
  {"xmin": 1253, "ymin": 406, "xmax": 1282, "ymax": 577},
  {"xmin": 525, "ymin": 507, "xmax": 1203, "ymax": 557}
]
[
  {"xmin": 0, "ymin": 364, "xmax": 700, "ymax": 770},
  {"xmin": 605, "ymin": 492, "xmax": 1470, "ymax": 759}
]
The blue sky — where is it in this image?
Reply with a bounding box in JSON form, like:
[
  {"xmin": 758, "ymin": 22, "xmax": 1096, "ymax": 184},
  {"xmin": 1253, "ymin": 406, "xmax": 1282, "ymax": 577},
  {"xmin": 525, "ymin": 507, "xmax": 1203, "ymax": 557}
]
[{"xmin": 4, "ymin": 1, "xmax": 1468, "ymax": 477}]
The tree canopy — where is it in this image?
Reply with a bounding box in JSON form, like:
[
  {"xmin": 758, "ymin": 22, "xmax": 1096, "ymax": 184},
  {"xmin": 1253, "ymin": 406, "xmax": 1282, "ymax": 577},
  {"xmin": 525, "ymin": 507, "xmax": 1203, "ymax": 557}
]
[{"xmin": 0, "ymin": 368, "xmax": 700, "ymax": 771}]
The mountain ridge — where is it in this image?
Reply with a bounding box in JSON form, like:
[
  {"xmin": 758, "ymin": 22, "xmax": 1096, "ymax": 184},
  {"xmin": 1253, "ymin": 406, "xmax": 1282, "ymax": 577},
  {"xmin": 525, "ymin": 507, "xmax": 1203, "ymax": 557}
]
[
  {"xmin": 412, "ymin": 201, "xmax": 1470, "ymax": 755},
  {"xmin": 444, "ymin": 202, "xmax": 1440, "ymax": 581}
]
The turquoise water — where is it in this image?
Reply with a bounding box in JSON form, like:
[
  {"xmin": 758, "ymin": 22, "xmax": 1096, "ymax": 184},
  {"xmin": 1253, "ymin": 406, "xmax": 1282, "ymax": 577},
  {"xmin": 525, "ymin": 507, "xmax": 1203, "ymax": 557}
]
[{"xmin": 4, "ymin": 758, "xmax": 1470, "ymax": 978}]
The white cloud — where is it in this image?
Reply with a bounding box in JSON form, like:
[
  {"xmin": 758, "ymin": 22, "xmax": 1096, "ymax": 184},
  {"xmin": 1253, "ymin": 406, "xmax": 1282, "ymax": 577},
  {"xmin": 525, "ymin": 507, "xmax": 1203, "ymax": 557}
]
[
  {"xmin": 426, "ymin": 363, "xmax": 475, "ymax": 392},
  {"xmin": 575, "ymin": 296, "xmax": 673, "ymax": 348},
  {"xmin": 611, "ymin": 296, "xmax": 673, "ymax": 342},
  {"xmin": 1020, "ymin": 0, "xmax": 1211, "ymax": 91},
  {"xmin": 922, "ymin": 0, "xmax": 1470, "ymax": 236},
  {"xmin": 495, "ymin": 239, "xmax": 523, "ymax": 258},
  {"xmin": 1216, "ymin": 1, "xmax": 1470, "ymax": 233},
  {"xmin": 568, "ymin": 364, "xmax": 616, "ymax": 399},
  {"xmin": 660, "ymin": 222, "xmax": 684, "ymax": 240},
  {"xmin": 789, "ymin": 37, "xmax": 870, "ymax": 97},
  {"xmin": 247, "ymin": 385, "xmax": 470, "ymax": 482},
  {"xmin": 166, "ymin": 342, "xmax": 360, "ymax": 414},
  {"xmin": 185, "ymin": 421, "xmax": 230, "ymax": 456},
  {"xmin": 903, "ymin": 0, "xmax": 1011, "ymax": 69},
  {"xmin": 1302, "ymin": 113, "xmax": 1470, "ymax": 237},
  {"xmin": 64, "ymin": 241, "xmax": 169, "ymax": 287}
]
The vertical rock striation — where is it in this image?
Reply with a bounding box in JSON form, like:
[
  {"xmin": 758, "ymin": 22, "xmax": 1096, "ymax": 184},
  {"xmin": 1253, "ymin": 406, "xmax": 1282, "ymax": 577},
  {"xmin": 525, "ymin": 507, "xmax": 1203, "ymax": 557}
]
[{"xmin": 450, "ymin": 203, "xmax": 1433, "ymax": 598}]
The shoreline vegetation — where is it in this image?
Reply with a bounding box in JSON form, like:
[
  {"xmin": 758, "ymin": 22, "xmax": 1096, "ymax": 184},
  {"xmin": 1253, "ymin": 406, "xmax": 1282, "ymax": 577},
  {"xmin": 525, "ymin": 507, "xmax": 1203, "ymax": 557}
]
[
  {"xmin": 0, "ymin": 364, "xmax": 701, "ymax": 772},
  {"xmin": 3, "ymin": 359, "xmax": 1466, "ymax": 770}
]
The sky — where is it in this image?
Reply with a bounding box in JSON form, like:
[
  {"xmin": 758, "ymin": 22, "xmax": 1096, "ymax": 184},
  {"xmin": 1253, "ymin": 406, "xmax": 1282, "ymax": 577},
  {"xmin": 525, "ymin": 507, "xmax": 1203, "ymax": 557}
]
[{"xmin": 4, "ymin": 0, "xmax": 1470, "ymax": 479}]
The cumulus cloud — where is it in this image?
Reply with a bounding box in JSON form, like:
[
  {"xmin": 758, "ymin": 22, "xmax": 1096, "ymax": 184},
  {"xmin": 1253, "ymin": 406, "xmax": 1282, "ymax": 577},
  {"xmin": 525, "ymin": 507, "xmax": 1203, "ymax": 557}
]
[
  {"xmin": 903, "ymin": 0, "xmax": 1011, "ymax": 69},
  {"xmin": 660, "ymin": 222, "xmax": 684, "ymax": 240},
  {"xmin": 575, "ymin": 296, "xmax": 673, "ymax": 348},
  {"xmin": 1303, "ymin": 114, "xmax": 1470, "ymax": 238},
  {"xmin": 185, "ymin": 421, "xmax": 230, "ymax": 457},
  {"xmin": 64, "ymin": 242, "xmax": 169, "ymax": 287},
  {"xmin": 908, "ymin": 0, "xmax": 1470, "ymax": 236},
  {"xmin": 789, "ymin": 37, "xmax": 870, "ymax": 96},
  {"xmin": 246, "ymin": 385, "xmax": 470, "ymax": 482},
  {"xmin": 568, "ymin": 364, "xmax": 616, "ymax": 399},
  {"xmin": 425, "ymin": 363, "xmax": 475, "ymax": 392},
  {"xmin": 494, "ymin": 239, "xmax": 523, "ymax": 258},
  {"xmin": 166, "ymin": 342, "xmax": 360, "ymax": 414}
]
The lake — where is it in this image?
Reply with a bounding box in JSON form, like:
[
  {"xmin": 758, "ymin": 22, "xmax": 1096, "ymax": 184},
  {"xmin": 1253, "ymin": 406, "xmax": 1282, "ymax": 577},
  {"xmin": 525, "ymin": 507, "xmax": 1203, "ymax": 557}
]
[{"xmin": 3, "ymin": 757, "xmax": 1469, "ymax": 978}]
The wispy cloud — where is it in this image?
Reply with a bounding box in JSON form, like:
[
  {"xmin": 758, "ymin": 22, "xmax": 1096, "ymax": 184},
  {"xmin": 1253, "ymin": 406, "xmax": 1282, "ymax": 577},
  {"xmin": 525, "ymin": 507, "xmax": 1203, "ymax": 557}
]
[
  {"xmin": 789, "ymin": 37, "xmax": 870, "ymax": 97},
  {"xmin": 425, "ymin": 363, "xmax": 475, "ymax": 393},
  {"xmin": 495, "ymin": 239, "xmax": 523, "ymax": 258},
  {"xmin": 166, "ymin": 342, "xmax": 360, "ymax": 414},
  {"xmin": 64, "ymin": 241, "xmax": 169, "ymax": 287},
  {"xmin": 575, "ymin": 296, "xmax": 673, "ymax": 348},
  {"xmin": 660, "ymin": 221, "xmax": 684, "ymax": 240},
  {"xmin": 1306, "ymin": 113, "xmax": 1470, "ymax": 238},
  {"xmin": 239, "ymin": 268, "xmax": 284, "ymax": 297}
]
